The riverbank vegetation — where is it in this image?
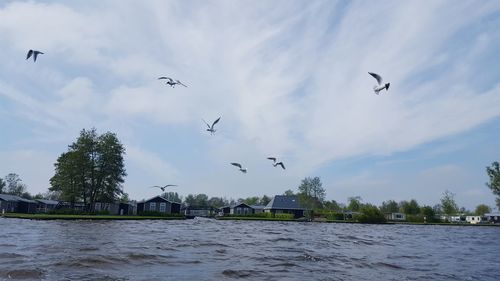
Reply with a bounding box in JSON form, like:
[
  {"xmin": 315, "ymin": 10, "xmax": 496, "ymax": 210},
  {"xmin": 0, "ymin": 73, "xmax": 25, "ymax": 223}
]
[{"xmin": 2, "ymin": 213, "xmax": 185, "ymax": 220}]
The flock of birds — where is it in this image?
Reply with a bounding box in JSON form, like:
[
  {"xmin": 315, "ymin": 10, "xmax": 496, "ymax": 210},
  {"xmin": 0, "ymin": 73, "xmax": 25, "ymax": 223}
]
[{"xmin": 25, "ymin": 49, "xmax": 391, "ymax": 192}]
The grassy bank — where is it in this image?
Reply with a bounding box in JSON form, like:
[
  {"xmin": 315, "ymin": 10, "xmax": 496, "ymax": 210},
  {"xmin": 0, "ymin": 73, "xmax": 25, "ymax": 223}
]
[
  {"xmin": 323, "ymin": 220, "xmax": 500, "ymax": 226},
  {"xmin": 217, "ymin": 216, "xmax": 296, "ymax": 222},
  {"xmin": 1, "ymin": 213, "xmax": 185, "ymax": 220}
]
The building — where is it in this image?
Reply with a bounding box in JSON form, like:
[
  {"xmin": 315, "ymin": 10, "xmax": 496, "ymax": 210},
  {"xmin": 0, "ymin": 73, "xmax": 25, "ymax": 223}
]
[
  {"xmin": 137, "ymin": 196, "xmax": 181, "ymax": 215},
  {"xmin": 35, "ymin": 199, "xmax": 59, "ymax": 213},
  {"xmin": 465, "ymin": 216, "xmax": 482, "ymax": 224},
  {"xmin": 183, "ymin": 206, "xmax": 218, "ymax": 217},
  {"xmin": 0, "ymin": 194, "xmax": 37, "ymax": 213},
  {"xmin": 484, "ymin": 212, "xmax": 500, "ymax": 224},
  {"xmin": 264, "ymin": 195, "xmax": 306, "ymax": 219},
  {"xmin": 385, "ymin": 212, "xmax": 406, "ymax": 221}
]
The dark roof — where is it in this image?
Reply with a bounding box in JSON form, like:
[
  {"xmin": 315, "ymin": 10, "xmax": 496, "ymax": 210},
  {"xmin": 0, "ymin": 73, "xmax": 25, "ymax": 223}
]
[
  {"xmin": 250, "ymin": 205, "xmax": 265, "ymax": 210},
  {"xmin": 0, "ymin": 194, "xmax": 37, "ymax": 203},
  {"xmin": 143, "ymin": 196, "xmax": 180, "ymax": 204},
  {"xmin": 264, "ymin": 195, "xmax": 305, "ymax": 210},
  {"xmin": 35, "ymin": 199, "xmax": 59, "ymax": 205},
  {"xmin": 233, "ymin": 202, "xmax": 252, "ymax": 209}
]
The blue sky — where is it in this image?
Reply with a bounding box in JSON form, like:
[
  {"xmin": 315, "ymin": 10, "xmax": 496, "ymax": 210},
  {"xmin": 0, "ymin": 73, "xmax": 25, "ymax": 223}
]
[{"xmin": 1, "ymin": 1, "xmax": 499, "ymax": 210}]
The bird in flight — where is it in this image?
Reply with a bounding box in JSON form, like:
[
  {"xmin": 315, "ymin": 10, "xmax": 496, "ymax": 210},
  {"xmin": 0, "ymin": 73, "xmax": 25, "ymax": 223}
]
[
  {"xmin": 158, "ymin": 77, "xmax": 187, "ymax": 88},
  {"xmin": 268, "ymin": 157, "xmax": 285, "ymax": 170},
  {"xmin": 151, "ymin": 184, "xmax": 178, "ymax": 192},
  {"xmin": 203, "ymin": 117, "xmax": 221, "ymax": 135},
  {"xmin": 368, "ymin": 72, "xmax": 390, "ymax": 95},
  {"xmin": 273, "ymin": 162, "xmax": 286, "ymax": 170},
  {"xmin": 26, "ymin": 50, "xmax": 44, "ymax": 62},
  {"xmin": 230, "ymin": 162, "xmax": 247, "ymax": 173}
]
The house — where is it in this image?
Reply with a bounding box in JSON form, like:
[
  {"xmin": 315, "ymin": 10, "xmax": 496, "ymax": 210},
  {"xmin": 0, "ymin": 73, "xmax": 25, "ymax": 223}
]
[
  {"xmin": 35, "ymin": 199, "xmax": 59, "ymax": 213},
  {"xmin": 183, "ymin": 206, "xmax": 218, "ymax": 217},
  {"xmin": 250, "ymin": 205, "xmax": 265, "ymax": 214},
  {"xmin": 484, "ymin": 212, "xmax": 500, "ymax": 224},
  {"xmin": 264, "ymin": 195, "xmax": 306, "ymax": 219},
  {"xmin": 219, "ymin": 203, "xmax": 266, "ymax": 216},
  {"xmin": 449, "ymin": 215, "xmax": 465, "ymax": 223},
  {"xmin": 137, "ymin": 196, "xmax": 181, "ymax": 215},
  {"xmin": 0, "ymin": 194, "xmax": 38, "ymax": 213},
  {"xmin": 465, "ymin": 216, "xmax": 482, "ymax": 224},
  {"xmin": 385, "ymin": 212, "xmax": 406, "ymax": 221}
]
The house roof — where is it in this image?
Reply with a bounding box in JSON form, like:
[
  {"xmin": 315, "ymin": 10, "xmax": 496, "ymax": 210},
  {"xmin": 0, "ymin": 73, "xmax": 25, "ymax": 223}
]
[
  {"xmin": 264, "ymin": 195, "xmax": 305, "ymax": 210},
  {"xmin": 250, "ymin": 205, "xmax": 265, "ymax": 210},
  {"xmin": 35, "ymin": 199, "xmax": 59, "ymax": 205},
  {"xmin": 0, "ymin": 194, "xmax": 37, "ymax": 203},
  {"xmin": 142, "ymin": 195, "xmax": 180, "ymax": 204},
  {"xmin": 485, "ymin": 212, "xmax": 500, "ymax": 216}
]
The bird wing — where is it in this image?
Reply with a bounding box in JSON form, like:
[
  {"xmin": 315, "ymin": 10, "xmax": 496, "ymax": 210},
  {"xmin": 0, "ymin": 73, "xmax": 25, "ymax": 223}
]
[
  {"xmin": 267, "ymin": 157, "xmax": 276, "ymax": 163},
  {"xmin": 26, "ymin": 50, "xmax": 33, "ymax": 60},
  {"xmin": 211, "ymin": 117, "xmax": 221, "ymax": 128},
  {"xmin": 176, "ymin": 80, "xmax": 187, "ymax": 87},
  {"xmin": 165, "ymin": 184, "xmax": 178, "ymax": 187},
  {"xmin": 34, "ymin": 51, "xmax": 44, "ymax": 55},
  {"xmin": 368, "ymin": 72, "xmax": 383, "ymax": 85},
  {"xmin": 202, "ymin": 119, "xmax": 211, "ymax": 128},
  {"xmin": 158, "ymin": 77, "xmax": 174, "ymax": 83},
  {"xmin": 231, "ymin": 162, "xmax": 242, "ymax": 168},
  {"xmin": 277, "ymin": 162, "xmax": 286, "ymax": 170}
]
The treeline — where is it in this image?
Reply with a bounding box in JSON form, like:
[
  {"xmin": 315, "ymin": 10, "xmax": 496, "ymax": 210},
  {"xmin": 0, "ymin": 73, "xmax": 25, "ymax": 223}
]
[
  {"xmin": 157, "ymin": 191, "xmax": 272, "ymax": 208},
  {"xmin": 0, "ymin": 173, "xmax": 58, "ymax": 200}
]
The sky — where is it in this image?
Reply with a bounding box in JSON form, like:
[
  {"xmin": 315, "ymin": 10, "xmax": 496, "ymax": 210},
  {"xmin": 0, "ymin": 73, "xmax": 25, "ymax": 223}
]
[{"xmin": 1, "ymin": 0, "xmax": 500, "ymax": 210}]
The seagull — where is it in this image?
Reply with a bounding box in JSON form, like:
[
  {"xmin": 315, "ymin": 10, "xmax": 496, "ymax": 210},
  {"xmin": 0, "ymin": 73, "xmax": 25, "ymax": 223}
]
[
  {"xmin": 368, "ymin": 72, "xmax": 390, "ymax": 95},
  {"xmin": 151, "ymin": 184, "xmax": 178, "ymax": 192},
  {"xmin": 267, "ymin": 157, "xmax": 277, "ymax": 163},
  {"xmin": 26, "ymin": 50, "xmax": 44, "ymax": 62},
  {"xmin": 203, "ymin": 117, "xmax": 221, "ymax": 135},
  {"xmin": 158, "ymin": 76, "xmax": 187, "ymax": 88},
  {"xmin": 230, "ymin": 162, "xmax": 247, "ymax": 173},
  {"xmin": 273, "ymin": 162, "xmax": 286, "ymax": 170}
]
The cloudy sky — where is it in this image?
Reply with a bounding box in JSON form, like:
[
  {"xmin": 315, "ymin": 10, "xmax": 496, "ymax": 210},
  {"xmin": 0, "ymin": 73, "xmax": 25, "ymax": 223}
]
[{"xmin": 1, "ymin": 0, "xmax": 499, "ymax": 210}]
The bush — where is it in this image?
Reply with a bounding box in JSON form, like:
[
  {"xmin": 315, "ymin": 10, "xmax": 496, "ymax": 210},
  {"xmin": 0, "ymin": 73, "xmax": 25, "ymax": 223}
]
[
  {"xmin": 274, "ymin": 213, "xmax": 294, "ymax": 219},
  {"xmin": 357, "ymin": 205, "xmax": 386, "ymax": 223},
  {"xmin": 139, "ymin": 211, "xmax": 183, "ymax": 217},
  {"xmin": 48, "ymin": 209, "xmax": 110, "ymax": 215},
  {"xmin": 326, "ymin": 212, "xmax": 345, "ymax": 220}
]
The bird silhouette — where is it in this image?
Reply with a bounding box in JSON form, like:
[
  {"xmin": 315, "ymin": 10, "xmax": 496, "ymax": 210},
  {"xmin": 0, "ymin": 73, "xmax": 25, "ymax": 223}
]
[
  {"xmin": 273, "ymin": 162, "xmax": 286, "ymax": 170},
  {"xmin": 230, "ymin": 162, "xmax": 247, "ymax": 173},
  {"xmin": 151, "ymin": 184, "xmax": 178, "ymax": 192},
  {"xmin": 267, "ymin": 157, "xmax": 277, "ymax": 163},
  {"xmin": 368, "ymin": 72, "xmax": 390, "ymax": 95},
  {"xmin": 26, "ymin": 50, "xmax": 44, "ymax": 62},
  {"xmin": 158, "ymin": 76, "xmax": 187, "ymax": 88},
  {"xmin": 203, "ymin": 117, "xmax": 221, "ymax": 135}
]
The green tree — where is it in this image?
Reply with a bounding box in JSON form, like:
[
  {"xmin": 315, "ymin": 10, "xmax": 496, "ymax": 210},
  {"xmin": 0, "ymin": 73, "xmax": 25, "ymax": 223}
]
[
  {"xmin": 441, "ymin": 190, "xmax": 458, "ymax": 215},
  {"xmin": 162, "ymin": 192, "xmax": 182, "ymax": 203},
  {"xmin": 357, "ymin": 204, "xmax": 386, "ymax": 223},
  {"xmin": 244, "ymin": 196, "xmax": 260, "ymax": 205},
  {"xmin": 5, "ymin": 173, "xmax": 27, "ymax": 196},
  {"xmin": 347, "ymin": 196, "xmax": 362, "ymax": 211},
  {"xmin": 420, "ymin": 206, "xmax": 436, "ymax": 222},
  {"xmin": 486, "ymin": 162, "xmax": 500, "ymax": 209},
  {"xmin": 283, "ymin": 189, "xmax": 294, "ymax": 196},
  {"xmin": 259, "ymin": 195, "xmax": 271, "ymax": 206},
  {"xmin": 184, "ymin": 194, "xmax": 208, "ymax": 206},
  {"xmin": 400, "ymin": 199, "xmax": 420, "ymax": 215},
  {"xmin": 324, "ymin": 200, "xmax": 342, "ymax": 212},
  {"xmin": 208, "ymin": 197, "xmax": 228, "ymax": 208},
  {"xmin": 379, "ymin": 200, "xmax": 399, "ymax": 213},
  {"xmin": 49, "ymin": 128, "xmax": 126, "ymax": 210},
  {"xmin": 0, "ymin": 178, "xmax": 5, "ymax": 193},
  {"xmin": 298, "ymin": 176, "xmax": 326, "ymax": 209},
  {"xmin": 474, "ymin": 204, "xmax": 491, "ymax": 216},
  {"xmin": 120, "ymin": 192, "xmax": 130, "ymax": 203}
]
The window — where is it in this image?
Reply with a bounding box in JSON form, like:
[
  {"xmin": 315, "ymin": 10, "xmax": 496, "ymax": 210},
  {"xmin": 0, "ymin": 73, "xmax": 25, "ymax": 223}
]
[
  {"xmin": 160, "ymin": 202, "xmax": 166, "ymax": 212},
  {"xmin": 150, "ymin": 202, "xmax": 156, "ymax": 211}
]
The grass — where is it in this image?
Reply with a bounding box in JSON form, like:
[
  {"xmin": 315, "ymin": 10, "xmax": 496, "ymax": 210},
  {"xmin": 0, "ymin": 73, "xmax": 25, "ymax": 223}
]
[{"xmin": 1, "ymin": 213, "xmax": 185, "ymax": 220}]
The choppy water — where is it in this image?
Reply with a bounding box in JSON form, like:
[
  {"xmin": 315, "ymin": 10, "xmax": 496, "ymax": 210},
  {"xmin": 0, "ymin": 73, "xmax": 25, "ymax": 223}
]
[{"xmin": 0, "ymin": 217, "xmax": 499, "ymax": 281}]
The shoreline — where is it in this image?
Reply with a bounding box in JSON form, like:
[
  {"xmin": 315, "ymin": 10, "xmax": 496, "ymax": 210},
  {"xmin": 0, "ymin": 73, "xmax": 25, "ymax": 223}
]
[{"xmin": 1, "ymin": 213, "xmax": 186, "ymax": 220}]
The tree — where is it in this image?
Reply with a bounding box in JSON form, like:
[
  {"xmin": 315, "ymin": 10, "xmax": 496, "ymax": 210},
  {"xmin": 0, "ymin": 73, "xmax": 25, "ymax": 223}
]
[
  {"xmin": 184, "ymin": 194, "xmax": 208, "ymax": 206},
  {"xmin": 420, "ymin": 206, "xmax": 436, "ymax": 222},
  {"xmin": 400, "ymin": 199, "xmax": 420, "ymax": 215},
  {"xmin": 49, "ymin": 128, "xmax": 126, "ymax": 210},
  {"xmin": 283, "ymin": 189, "xmax": 294, "ymax": 196},
  {"xmin": 244, "ymin": 196, "xmax": 260, "ymax": 205},
  {"xmin": 486, "ymin": 162, "xmax": 500, "ymax": 209},
  {"xmin": 208, "ymin": 197, "xmax": 228, "ymax": 208},
  {"xmin": 475, "ymin": 204, "xmax": 491, "ymax": 216},
  {"xmin": 297, "ymin": 176, "xmax": 326, "ymax": 209},
  {"xmin": 357, "ymin": 204, "xmax": 386, "ymax": 223},
  {"xmin": 347, "ymin": 196, "xmax": 362, "ymax": 211},
  {"xmin": 5, "ymin": 173, "xmax": 27, "ymax": 196},
  {"xmin": 259, "ymin": 195, "xmax": 271, "ymax": 206},
  {"xmin": 380, "ymin": 200, "xmax": 399, "ymax": 213},
  {"xmin": 161, "ymin": 192, "xmax": 182, "ymax": 203},
  {"xmin": 120, "ymin": 192, "xmax": 130, "ymax": 203},
  {"xmin": 324, "ymin": 200, "xmax": 342, "ymax": 212},
  {"xmin": 0, "ymin": 178, "xmax": 5, "ymax": 193},
  {"xmin": 441, "ymin": 190, "xmax": 458, "ymax": 215}
]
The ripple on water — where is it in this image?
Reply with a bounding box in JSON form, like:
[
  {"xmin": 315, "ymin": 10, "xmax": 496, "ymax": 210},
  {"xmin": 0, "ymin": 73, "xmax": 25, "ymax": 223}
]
[
  {"xmin": 4, "ymin": 269, "xmax": 45, "ymax": 280},
  {"xmin": 222, "ymin": 269, "xmax": 261, "ymax": 279}
]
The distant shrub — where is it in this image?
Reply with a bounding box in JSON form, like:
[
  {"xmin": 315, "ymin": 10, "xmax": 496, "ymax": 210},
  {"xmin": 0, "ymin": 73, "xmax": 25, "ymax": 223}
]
[
  {"xmin": 139, "ymin": 211, "xmax": 183, "ymax": 217},
  {"xmin": 274, "ymin": 213, "xmax": 294, "ymax": 219},
  {"xmin": 357, "ymin": 205, "xmax": 386, "ymax": 223},
  {"xmin": 406, "ymin": 214, "xmax": 424, "ymax": 223},
  {"xmin": 326, "ymin": 212, "xmax": 344, "ymax": 220},
  {"xmin": 48, "ymin": 209, "xmax": 110, "ymax": 215}
]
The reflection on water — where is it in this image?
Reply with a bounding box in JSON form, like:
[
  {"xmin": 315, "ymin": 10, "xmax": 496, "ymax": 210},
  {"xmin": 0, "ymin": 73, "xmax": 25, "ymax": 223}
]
[{"xmin": 0, "ymin": 217, "xmax": 499, "ymax": 280}]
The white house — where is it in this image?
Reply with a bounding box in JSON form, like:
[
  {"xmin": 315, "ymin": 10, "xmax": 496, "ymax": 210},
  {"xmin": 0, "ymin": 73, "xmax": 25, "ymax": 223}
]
[{"xmin": 465, "ymin": 216, "xmax": 482, "ymax": 224}]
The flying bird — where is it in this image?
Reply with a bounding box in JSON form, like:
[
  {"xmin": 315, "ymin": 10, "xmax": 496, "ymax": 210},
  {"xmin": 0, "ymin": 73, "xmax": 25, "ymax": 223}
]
[
  {"xmin": 267, "ymin": 157, "xmax": 277, "ymax": 163},
  {"xmin": 158, "ymin": 76, "xmax": 187, "ymax": 88},
  {"xmin": 230, "ymin": 162, "xmax": 247, "ymax": 173},
  {"xmin": 26, "ymin": 50, "xmax": 44, "ymax": 62},
  {"xmin": 273, "ymin": 162, "xmax": 286, "ymax": 170},
  {"xmin": 368, "ymin": 72, "xmax": 390, "ymax": 95},
  {"xmin": 151, "ymin": 184, "xmax": 178, "ymax": 192},
  {"xmin": 203, "ymin": 117, "xmax": 221, "ymax": 135}
]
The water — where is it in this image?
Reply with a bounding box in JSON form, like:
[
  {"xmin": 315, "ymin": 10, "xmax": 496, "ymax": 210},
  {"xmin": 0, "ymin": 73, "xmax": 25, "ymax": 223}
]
[{"xmin": 0, "ymin": 217, "xmax": 498, "ymax": 281}]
